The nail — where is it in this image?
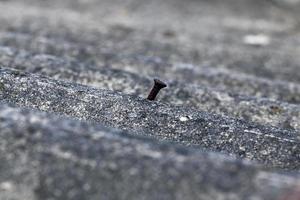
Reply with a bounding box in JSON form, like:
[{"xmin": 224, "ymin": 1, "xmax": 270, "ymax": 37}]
[{"xmin": 147, "ymin": 79, "xmax": 167, "ymax": 101}]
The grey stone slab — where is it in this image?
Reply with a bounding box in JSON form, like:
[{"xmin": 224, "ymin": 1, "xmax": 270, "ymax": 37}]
[
  {"xmin": 0, "ymin": 103, "xmax": 299, "ymax": 200},
  {"xmin": 1, "ymin": 46, "xmax": 300, "ymax": 131},
  {"xmin": 1, "ymin": 0, "xmax": 300, "ymax": 198},
  {"xmin": 0, "ymin": 67, "xmax": 300, "ymax": 170},
  {"xmin": 1, "ymin": 28, "xmax": 300, "ymax": 104},
  {"xmin": 1, "ymin": 0, "xmax": 300, "ymax": 84}
]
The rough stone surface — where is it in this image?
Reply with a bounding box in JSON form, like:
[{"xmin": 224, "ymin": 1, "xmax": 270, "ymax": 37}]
[
  {"xmin": 1, "ymin": 0, "xmax": 300, "ymax": 199},
  {"xmin": 2, "ymin": 46, "xmax": 300, "ymax": 131},
  {"xmin": 0, "ymin": 103, "xmax": 300, "ymax": 200},
  {"xmin": 2, "ymin": 28, "xmax": 300, "ymax": 104},
  {"xmin": 1, "ymin": 67, "xmax": 300, "ymax": 170}
]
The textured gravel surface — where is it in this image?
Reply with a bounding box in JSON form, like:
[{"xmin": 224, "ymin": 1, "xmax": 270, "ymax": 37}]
[
  {"xmin": 1, "ymin": 0, "xmax": 300, "ymax": 199},
  {"xmin": 2, "ymin": 25, "xmax": 300, "ymax": 104},
  {"xmin": 1, "ymin": 103, "xmax": 300, "ymax": 200},
  {"xmin": 1, "ymin": 67, "xmax": 300, "ymax": 170},
  {"xmin": 2, "ymin": 46, "xmax": 300, "ymax": 131}
]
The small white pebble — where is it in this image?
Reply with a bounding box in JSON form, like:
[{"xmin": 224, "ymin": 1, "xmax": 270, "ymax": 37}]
[
  {"xmin": 239, "ymin": 146, "xmax": 246, "ymax": 152},
  {"xmin": 175, "ymin": 63, "xmax": 195, "ymax": 70},
  {"xmin": 260, "ymin": 150, "xmax": 269, "ymax": 155},
  {"xmin": 179, "ymin": 116, "xmax": 190, "ymax": 122},
  {"xmin": 243, "ymin": 34, "xmax": 270, "ymax": 46},
  {"xmin": 128, "ymin": 113, "xmax": 138, "ymax": 118},
  {"xmin": 0, "ymin": 181, "xmax": 13, "ymax": 191}
]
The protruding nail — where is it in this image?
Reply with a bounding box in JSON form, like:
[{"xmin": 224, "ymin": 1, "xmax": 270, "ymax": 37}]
[{"xmin": 147, "ymin": 79, "xmax": 167, "ymax": 101}]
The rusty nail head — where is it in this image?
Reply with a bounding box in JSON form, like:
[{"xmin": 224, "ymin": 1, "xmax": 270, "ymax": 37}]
[{"xmin": 147, "ymin": 79, "xmax": 167, "ymax": 101}]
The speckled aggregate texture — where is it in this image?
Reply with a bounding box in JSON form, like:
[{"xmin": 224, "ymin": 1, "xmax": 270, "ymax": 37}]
[
  {"xmin": 2, "ymin": 46, "xmax": 300, "ymax": 131},
  {"xmin": 1, "ymin": 67, "xmax": 300, "ymax": 170},
  {"xmin": 1, "ymin": 0, "xmax": 300, "ymax": 199},
  {"xmin": 2, "ymin": 104, "xmax": 300, "ymax": 200}
]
